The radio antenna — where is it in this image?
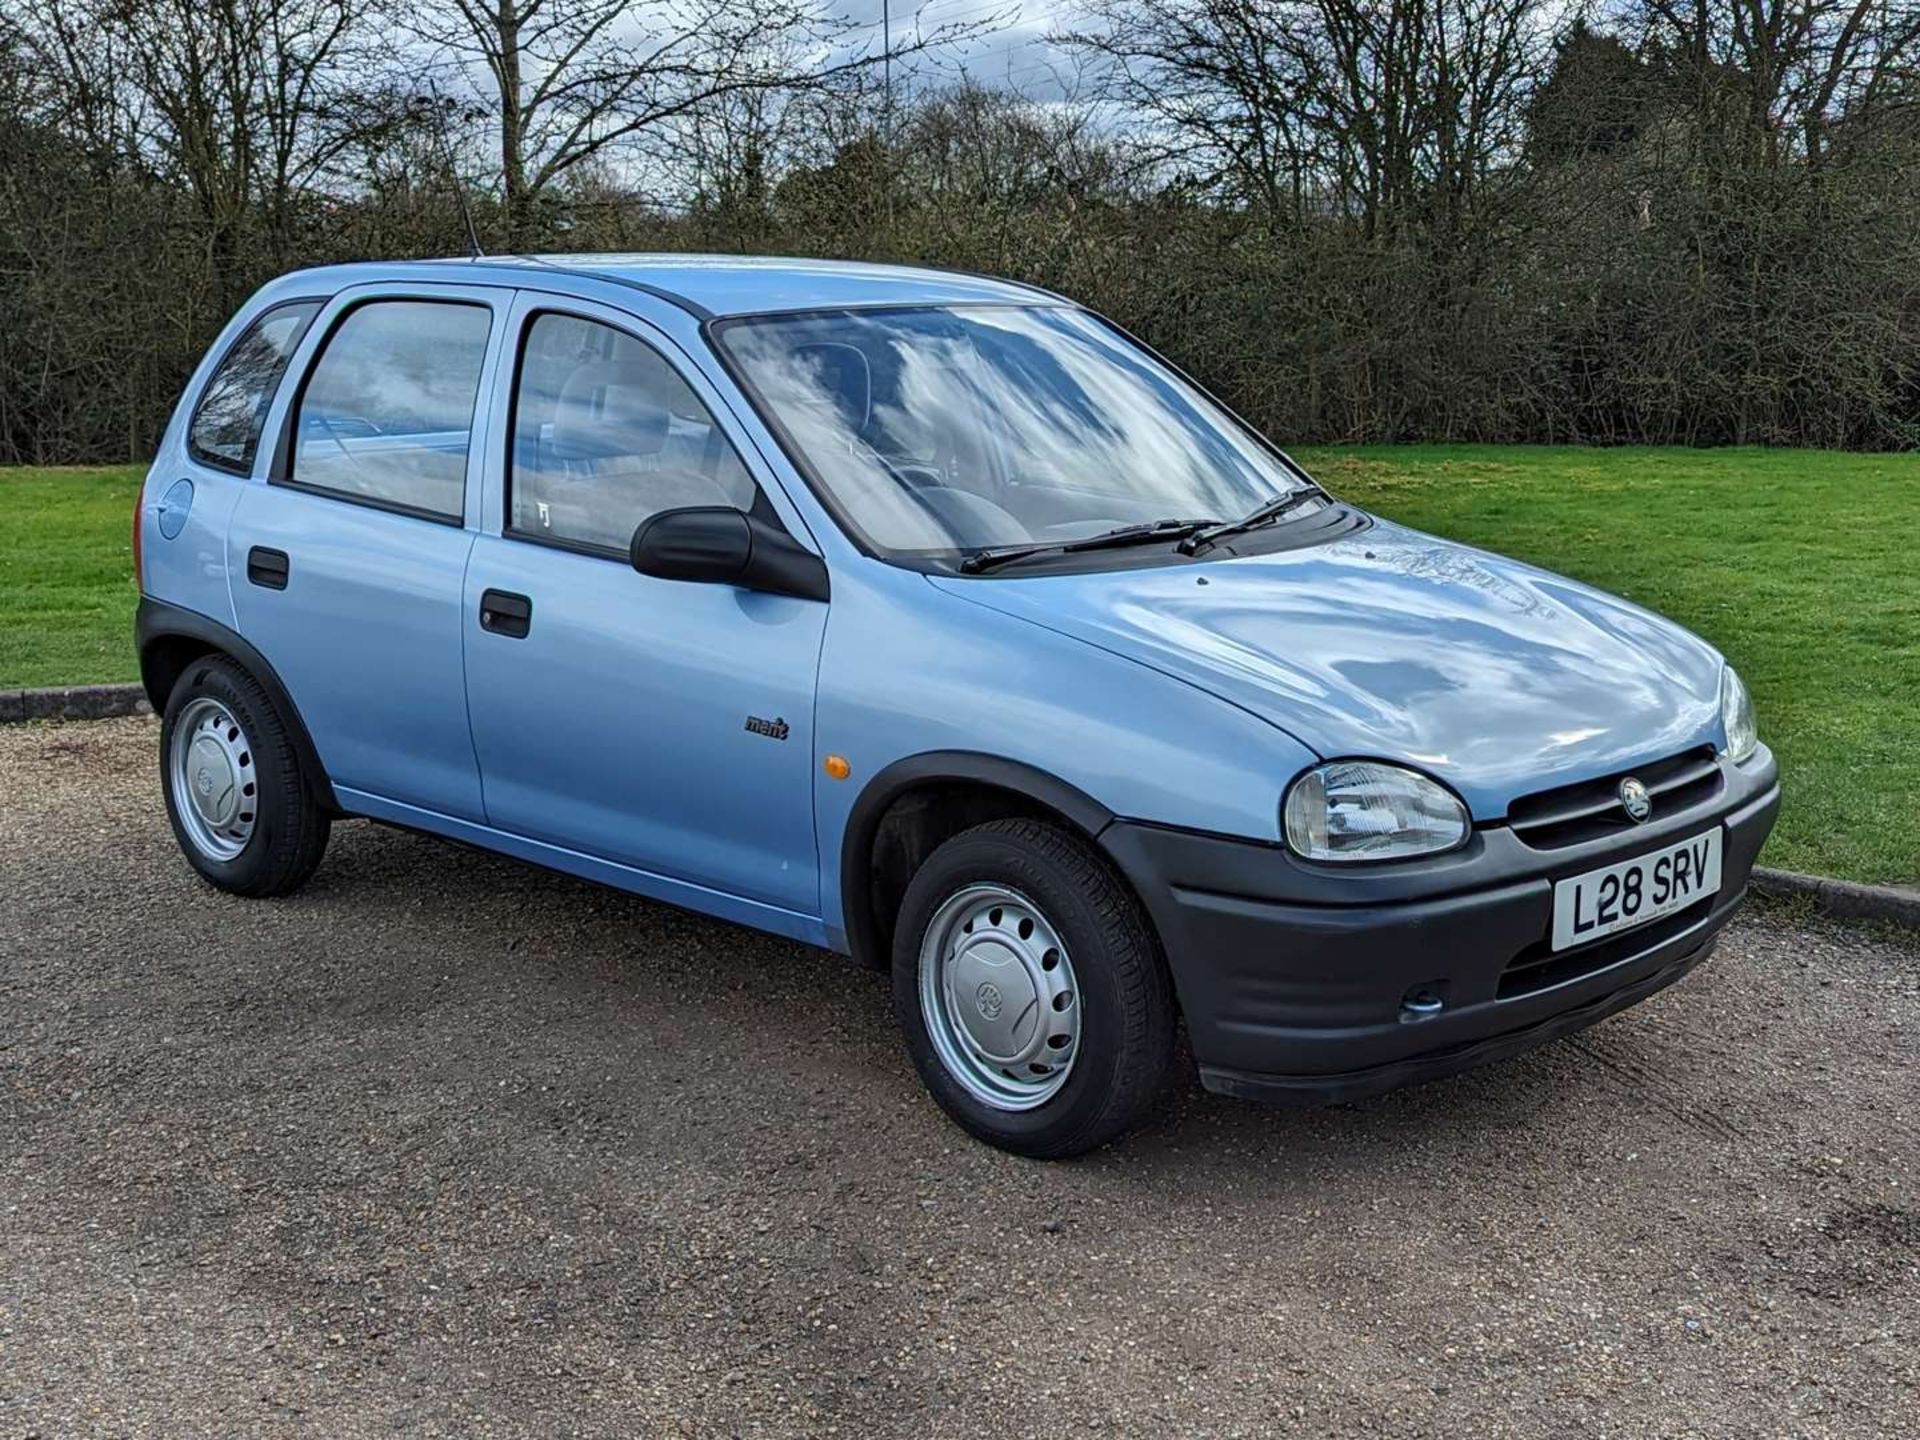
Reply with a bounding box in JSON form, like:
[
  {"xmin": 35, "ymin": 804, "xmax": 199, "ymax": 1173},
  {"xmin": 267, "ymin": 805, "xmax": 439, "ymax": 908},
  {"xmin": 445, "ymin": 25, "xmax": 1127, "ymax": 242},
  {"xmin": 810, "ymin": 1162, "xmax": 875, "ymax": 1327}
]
[{"xmin": 425, "ymin": 78, "xmax": 484, "ymax": 259}]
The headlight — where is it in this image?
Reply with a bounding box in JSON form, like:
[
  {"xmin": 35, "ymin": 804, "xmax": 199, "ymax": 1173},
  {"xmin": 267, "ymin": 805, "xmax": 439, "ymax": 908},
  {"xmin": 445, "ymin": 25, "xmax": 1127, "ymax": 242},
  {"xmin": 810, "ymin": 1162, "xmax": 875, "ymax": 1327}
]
[
  {"xmin": 1282, "ymin": 761, "xmax": 1470, "ymax": 862},
  {"xmin": 1720, "ymin": 665, "xmax": 1758, "ymax": 763}
]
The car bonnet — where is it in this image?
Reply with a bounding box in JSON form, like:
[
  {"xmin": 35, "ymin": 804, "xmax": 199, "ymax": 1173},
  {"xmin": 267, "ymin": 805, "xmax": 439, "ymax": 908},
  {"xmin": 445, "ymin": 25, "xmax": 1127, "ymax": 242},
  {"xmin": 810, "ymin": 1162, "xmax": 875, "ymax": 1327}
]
[{"xmin": 927, "ymin": 518, "xmax": 1726, "ymax": 821}]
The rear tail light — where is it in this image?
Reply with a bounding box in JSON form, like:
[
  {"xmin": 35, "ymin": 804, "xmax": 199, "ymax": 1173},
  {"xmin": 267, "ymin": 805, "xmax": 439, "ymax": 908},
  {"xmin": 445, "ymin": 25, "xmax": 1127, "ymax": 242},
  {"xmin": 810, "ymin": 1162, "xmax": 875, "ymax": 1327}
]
[{"xmin": 132, "ymin": 486, "xmax": 144, "ymax": 590}]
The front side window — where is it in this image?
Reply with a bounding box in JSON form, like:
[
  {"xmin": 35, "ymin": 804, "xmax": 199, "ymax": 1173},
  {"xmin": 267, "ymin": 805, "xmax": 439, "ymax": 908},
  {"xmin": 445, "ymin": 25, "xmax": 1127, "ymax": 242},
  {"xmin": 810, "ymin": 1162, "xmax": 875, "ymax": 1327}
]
[
  {"xmin": 715, "ymin": 304, "xmax": 1313, "ymax": 560},
  {"xmin": 291, "ymin": 300, "xmax": 491, "ymax": 521},
  {"xmin": 510, "ymin": 313, "xmax": 757, "ymax": 553},
  {"xmin": 188, "ymin": 301, "xmax": 321, "ymax": 474}
]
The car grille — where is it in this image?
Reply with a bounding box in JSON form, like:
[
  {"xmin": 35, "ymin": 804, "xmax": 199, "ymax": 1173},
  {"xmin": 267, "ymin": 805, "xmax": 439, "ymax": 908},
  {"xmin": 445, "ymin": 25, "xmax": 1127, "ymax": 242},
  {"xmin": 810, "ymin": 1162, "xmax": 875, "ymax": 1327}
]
[
  {"xmin": 1498, "ymin": 896, "xmax": 1716, "ymax": 998},
  {"xmin": 1506, "ymin": 746, "xmax": 1724, "ymax": 850}
]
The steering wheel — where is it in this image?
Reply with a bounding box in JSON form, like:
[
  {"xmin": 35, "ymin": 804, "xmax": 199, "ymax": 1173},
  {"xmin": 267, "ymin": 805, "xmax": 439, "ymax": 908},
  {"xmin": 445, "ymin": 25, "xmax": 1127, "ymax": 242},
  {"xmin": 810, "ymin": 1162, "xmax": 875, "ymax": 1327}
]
[
  {"xmin": 301, "ymin": 410, "xmax": 385, "ymax": 483},
  {"xmin": 844, "ymin": 432, "xmax": 945, "ymax": 493},
  {"xmin": 887, "ymin": 461, "xmax": 947, "ymax": 491},
  {"xmin": 306, "ymin": 411, "xmax": 382, "ymax": 442}
]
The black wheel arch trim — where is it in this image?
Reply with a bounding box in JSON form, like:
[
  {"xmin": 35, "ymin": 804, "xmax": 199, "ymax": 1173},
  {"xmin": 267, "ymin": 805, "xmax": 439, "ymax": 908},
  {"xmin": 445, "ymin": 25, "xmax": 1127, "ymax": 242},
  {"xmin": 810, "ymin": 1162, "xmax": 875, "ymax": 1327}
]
[
  {"xmin": 136, "ymin": 595, "xmax": 342, "ymax": 813},
  {"xmin": 839, "ymin": 751, "xmax": 1116, "ymax": 966}
]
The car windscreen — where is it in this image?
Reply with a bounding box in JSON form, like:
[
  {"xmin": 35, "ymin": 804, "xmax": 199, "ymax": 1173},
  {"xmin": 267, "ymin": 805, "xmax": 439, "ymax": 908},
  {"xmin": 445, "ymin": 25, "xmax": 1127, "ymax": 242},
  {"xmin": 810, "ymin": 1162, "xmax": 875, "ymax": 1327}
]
[{"xmin": 714, "ymin": 304, "xmax": 1312, "ymax": 560}]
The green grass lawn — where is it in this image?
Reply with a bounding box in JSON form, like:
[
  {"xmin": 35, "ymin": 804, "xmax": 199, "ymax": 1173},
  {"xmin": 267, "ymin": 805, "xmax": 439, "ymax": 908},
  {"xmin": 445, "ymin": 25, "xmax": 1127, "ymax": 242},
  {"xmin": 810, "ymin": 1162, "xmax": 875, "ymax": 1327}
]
[
  {"xmin": 0, "ymin": 466, "xmax": 144, "ymax": 691},
  {"xmin": 4, "ymin": 449, "xmax": 1916, "ymax": 884}
]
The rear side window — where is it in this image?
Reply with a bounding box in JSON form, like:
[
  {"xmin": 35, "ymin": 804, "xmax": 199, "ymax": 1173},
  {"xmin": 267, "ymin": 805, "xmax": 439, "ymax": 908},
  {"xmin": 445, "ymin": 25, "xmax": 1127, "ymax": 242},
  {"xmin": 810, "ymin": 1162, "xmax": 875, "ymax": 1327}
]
[
  {"xmin": 188, "ymin": 301, "xmax": 321, "ymax": 474},
  {"xmin": 289, "ymin": 300, "xmax": 491, "ymax": 522},
  {"xmin": 509, "ymin": 312, "xmax": 756, "ymax": 553}
]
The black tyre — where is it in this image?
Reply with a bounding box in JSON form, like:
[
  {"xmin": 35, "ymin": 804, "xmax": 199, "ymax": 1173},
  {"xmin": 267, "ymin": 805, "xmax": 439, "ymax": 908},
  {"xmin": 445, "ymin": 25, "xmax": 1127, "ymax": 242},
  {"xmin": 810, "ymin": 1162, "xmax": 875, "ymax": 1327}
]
[
  {"xmin": 160, "ymin": 654, "xmax": 330, "ymax": 897},
  {"xmin": 892, "ymin": 818, "xmax": 1175, "ymax": 1158}
]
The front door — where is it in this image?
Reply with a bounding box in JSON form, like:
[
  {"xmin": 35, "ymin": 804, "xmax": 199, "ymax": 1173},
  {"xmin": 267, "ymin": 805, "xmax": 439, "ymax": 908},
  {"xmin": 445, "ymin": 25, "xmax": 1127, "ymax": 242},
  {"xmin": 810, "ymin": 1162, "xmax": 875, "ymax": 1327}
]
[{"xmin": 462, "ymin": 298, "xmax": 827, "ymax": 918}]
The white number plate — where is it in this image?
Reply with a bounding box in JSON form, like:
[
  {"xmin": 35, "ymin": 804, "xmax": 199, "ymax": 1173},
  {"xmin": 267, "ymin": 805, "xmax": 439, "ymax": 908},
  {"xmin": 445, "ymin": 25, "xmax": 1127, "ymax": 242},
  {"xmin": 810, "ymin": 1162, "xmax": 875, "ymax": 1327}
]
[{"xmin": 1551, "ymin": 828, "xmax": 1723, "ymax": 952}]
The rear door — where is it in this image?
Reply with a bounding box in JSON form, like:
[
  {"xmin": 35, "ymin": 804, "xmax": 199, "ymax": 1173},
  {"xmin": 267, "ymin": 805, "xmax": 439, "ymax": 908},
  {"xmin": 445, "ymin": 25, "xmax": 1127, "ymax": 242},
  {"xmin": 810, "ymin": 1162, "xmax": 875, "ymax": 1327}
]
[
  {"xmin": 231, "ymin": 283, "xmax": 509, "ymax": 820},
  {"xmin": 462, "ymin": 292, "xmax": 828, "ymax": 919}
]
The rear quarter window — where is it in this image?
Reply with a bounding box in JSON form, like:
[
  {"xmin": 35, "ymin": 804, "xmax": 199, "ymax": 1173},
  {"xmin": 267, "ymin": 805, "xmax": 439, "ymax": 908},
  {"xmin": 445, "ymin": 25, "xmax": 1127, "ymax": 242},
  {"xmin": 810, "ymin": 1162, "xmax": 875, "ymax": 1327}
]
[{"xmin": 188, "ymin": 301, "xmax": 322, "ymax": 474}]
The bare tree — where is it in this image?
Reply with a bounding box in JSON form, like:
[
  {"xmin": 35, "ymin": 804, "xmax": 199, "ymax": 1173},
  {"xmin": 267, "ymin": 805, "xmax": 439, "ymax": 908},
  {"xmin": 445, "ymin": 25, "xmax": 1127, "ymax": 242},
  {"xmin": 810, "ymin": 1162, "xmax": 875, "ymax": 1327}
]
[
  {"xmin": 409, "ymin": 0, "xmax": 1002, "ymax": 247},
  {"xmin": 1061, "ymin": 0, "xmax": 1547, "ymax": 237},
  {"xmin": 1616, "ymin": 0, "xmax": 1920, "ymax": 166},
  {"xmin": 10, "ymin": 0, "xmax": 388, "ymax": 269},
  {"xmin": 3, "ymin": 0, "xmax": 137, "ymax": 171},
  {"xmin": 7, "ymin": 0, "xmax": 1920, "ymax": 461}
]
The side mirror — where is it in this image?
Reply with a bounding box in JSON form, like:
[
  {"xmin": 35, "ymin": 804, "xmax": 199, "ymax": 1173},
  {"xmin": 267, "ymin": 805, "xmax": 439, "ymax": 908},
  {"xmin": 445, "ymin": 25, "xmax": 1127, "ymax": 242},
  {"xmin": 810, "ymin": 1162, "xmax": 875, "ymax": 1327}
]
[{"xmin": 630, "ymin": 507, "xmax": 830, "ymax": 602}]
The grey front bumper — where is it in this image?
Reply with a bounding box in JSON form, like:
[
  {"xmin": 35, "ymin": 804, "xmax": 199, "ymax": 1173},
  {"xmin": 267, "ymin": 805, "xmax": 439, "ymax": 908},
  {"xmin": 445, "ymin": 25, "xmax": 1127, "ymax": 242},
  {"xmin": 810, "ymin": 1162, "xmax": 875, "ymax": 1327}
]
[{"xmin": 1100, "ymin": 750, "xmax": 1781, "ymax": 1105}]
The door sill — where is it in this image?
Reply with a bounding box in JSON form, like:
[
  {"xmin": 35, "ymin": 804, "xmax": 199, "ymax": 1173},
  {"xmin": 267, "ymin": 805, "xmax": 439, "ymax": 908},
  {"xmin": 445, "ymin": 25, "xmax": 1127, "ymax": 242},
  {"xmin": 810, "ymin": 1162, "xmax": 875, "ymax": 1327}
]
[{"xmin": 334, "ymin": 786, "xmax": 833, "ymax": 950}]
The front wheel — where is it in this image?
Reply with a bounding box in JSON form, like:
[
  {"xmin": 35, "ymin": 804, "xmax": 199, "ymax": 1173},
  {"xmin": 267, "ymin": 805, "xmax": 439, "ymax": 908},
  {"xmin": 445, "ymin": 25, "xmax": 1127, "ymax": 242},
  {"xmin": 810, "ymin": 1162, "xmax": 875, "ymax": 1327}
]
[
  {"xmin": 160, "ymin": 654, "xmax": 330, "ymax": 897},
  {"xmin": 892, "ymin": 819, "xmax": 1175, "ymax": 1158}
]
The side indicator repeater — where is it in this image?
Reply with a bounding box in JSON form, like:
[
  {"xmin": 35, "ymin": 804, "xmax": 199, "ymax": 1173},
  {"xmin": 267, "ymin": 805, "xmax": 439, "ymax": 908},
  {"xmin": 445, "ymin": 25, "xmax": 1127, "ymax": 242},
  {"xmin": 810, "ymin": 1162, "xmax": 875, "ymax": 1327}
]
[{"xmin": 824, "ymin": 754, "xmax": 852, "ymax": 781}]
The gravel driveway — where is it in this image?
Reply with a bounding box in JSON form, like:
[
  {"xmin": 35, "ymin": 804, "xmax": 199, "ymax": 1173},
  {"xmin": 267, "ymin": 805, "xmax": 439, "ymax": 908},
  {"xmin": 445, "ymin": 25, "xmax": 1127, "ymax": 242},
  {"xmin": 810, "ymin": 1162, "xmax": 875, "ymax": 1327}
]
[{"xmin": 2, "ymin": 717, "xmax": 1914, "ymax": 1438}]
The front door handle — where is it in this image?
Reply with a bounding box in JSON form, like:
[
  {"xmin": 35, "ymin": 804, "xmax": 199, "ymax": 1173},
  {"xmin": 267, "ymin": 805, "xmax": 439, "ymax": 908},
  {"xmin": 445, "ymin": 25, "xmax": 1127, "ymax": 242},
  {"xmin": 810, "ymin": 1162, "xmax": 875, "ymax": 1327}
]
[
  {"xmin": 479, "ymin": 588, "xmax": 532, "ymax": 639},
  {"xmin": 247, "ymin": 546, "xmax": 290, "ymax": 590}
]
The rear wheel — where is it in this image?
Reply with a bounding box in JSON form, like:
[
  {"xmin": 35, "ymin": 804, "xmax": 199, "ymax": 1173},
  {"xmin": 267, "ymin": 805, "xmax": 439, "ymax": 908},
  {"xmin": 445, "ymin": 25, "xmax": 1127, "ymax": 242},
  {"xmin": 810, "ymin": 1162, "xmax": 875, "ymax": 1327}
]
[
  {"xmin": 160, "ymin": 655, "xmax": 329, "ymax": 896},
  {"xmin": 892, "ymin": 818, "xmax": 1174, "ymax": 1158}
]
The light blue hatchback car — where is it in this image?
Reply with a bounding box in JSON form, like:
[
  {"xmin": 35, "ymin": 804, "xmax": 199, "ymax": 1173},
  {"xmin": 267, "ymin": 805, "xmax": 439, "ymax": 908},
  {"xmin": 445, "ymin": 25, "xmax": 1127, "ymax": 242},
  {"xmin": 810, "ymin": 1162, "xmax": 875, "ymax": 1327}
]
[{"xmin": 137, "ymin": 254, "xmax": 1780, "ymax": 1156}]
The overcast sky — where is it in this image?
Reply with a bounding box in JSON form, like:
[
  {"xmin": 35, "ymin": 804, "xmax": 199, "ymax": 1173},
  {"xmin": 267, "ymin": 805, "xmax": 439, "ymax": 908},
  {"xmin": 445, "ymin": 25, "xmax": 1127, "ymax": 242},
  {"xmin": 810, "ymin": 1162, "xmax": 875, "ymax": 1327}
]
[{"xmin": 828, "ymin": 0, "xmax": 1096, "ymax": 103}]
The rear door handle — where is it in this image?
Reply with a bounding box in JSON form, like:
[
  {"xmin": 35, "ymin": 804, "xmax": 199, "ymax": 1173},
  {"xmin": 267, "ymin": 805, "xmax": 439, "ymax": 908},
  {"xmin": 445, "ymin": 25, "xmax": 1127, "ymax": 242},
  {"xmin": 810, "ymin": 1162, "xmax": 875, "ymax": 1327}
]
[
  {"xmin": 479, "ymin": 588, "xmax": 532, "ymax": 639},
  {"xmin": 247, "ymin": 546, "xmax": 290, "ymax": 590}
]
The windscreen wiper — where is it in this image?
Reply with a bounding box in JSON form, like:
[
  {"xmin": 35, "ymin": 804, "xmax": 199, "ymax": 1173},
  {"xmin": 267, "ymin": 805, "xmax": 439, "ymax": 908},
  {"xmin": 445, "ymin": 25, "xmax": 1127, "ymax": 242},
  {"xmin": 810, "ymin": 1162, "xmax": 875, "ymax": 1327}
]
[
  {"xmin": 1177, "ymin": 484, "xmax": 1331, "ymax": 555},
  {"xmin": 958, "ymin": 518, "xmax": 1217, "ymax": 575}
]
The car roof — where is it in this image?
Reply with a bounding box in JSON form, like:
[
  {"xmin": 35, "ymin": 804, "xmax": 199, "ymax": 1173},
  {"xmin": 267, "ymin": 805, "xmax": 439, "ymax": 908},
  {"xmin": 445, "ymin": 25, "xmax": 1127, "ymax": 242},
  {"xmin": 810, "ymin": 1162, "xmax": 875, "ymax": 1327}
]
[{"xmin": 271, "ymin": 253, "xmax": 1063, "ymax": 320}]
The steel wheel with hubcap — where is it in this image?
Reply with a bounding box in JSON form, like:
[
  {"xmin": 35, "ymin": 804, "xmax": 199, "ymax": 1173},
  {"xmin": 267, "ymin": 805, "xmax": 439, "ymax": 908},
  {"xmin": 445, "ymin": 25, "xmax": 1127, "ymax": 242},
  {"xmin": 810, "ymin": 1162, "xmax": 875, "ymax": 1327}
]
[
  {"xmin": 159, "ymin": 655, "xmax": 330, "ymax": 897},
  {"xmin": 893, "ymin": 817, "xmax": 1175, "ymax": 1158},
  {"xmin": 169, "ymin": 696, "xmax": 259, "ymax": 861},
  {"xmin": 918, "ymin": 883, "xmax": 1082, "ymax": 1111}
]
